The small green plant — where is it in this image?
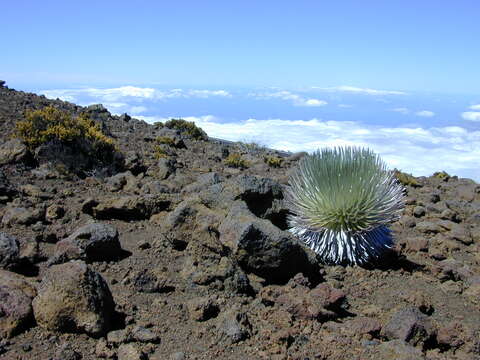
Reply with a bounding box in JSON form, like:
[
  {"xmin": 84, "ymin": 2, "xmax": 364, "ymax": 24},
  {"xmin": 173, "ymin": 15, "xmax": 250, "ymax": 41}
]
[
  {"xmin": 433, "ymin": 171, "xmax": 449, "ymax": 180},
  {"xmin": 164, "ymin": 118, "xmax": 208, "ymax": 140},
  {"xmin": 224, "ymin": 153, "xmax": 249, "ymax": 169},
  {"xmin": 286, "ymin": 147, "xmax": 405, "ymax": 265},
  {"xmin": 156, "ymin": 136, "xmax": 176, "ymax": 147},
  {"xmin": 153, "ymin": 145, "xmax": 168, "ymax": 159},
  {"xmin": 264, "ymin": 155, "xmax": 283, "ymax": 168},
  {"xmin": 15, "ymin": 106, "xmax": 116, "ymax": 158},
  {"xmin": 394, "ymin": 170, "xmax": 420, "ymax": 187}
]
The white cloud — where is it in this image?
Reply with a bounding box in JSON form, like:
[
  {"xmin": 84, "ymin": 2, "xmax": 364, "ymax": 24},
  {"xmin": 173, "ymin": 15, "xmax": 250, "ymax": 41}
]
[
  {"xmin": 415, "ymin": 110, "xmax": 435, "ymax": 117},
  {"xmin": 41, "ymin": 89, "xmax": 77, "ymax": 102},
  {"xmin": 250, "ymin": 90, "xmax": 327, "ymax": 107},
  {"xmin": 138, "ymin": 115, "xmax": 479, "ymax": 181},
  {"xmin": 469, "ymin": 104, "xmax": 480, "ymax": 110},
  {"xmin": 88, "ymin": 86, "xmax": 156, "ymax": 100},
  {"xmin": 187, "ymin": 90, "xmax": 231, "ymax": 98},
  {"xmin": 315, "ymin": 86, "xmax": 407, "ymax": 96},
  {"xmin": 462, "ymin": 112, "xmax": 480, "ymax": 122},
  {"xmin": 41, "ymin": 86, "xmax": 232, "ymax": 103},
  {"xmin": 338, "ymin": 104, "xmax": 353, "ymax": 108},
  {"xmin": 303, "ymin": 99, "xmax": 326, "ymax": 107},
  {"xmin": 392, "ymin": 107, "xmax": 409, "ymax": 114}
]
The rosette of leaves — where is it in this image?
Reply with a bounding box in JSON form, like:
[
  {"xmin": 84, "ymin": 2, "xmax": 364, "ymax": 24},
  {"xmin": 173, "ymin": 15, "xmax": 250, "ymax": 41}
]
[{"xmin": 286, "ymin": 147, "xmax": 404, "ymax": 265}]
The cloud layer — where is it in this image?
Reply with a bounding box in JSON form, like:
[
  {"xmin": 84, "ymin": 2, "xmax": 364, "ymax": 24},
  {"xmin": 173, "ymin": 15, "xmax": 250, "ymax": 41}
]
[
  {"xmin": 42, "ymin": 86, "xmax": 232, "ymax": 103},
  {"xmin": 137, "ymin": 115, "xmax": 479, "ymax": 181},
  {"xmin": 42, "ymin": 86, "xmax": 233, "ymax": 115}
]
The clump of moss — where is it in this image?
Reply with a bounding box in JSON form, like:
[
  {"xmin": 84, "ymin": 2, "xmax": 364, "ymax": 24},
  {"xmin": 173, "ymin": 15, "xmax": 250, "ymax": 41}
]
[
  {"xmin": 264, "ymin": 155, "xmax": 283, "ymax": 168},
  {"xmin": 164, "ymin": 118, "xmax": 208, "ymax": 140},
  {"xmin": 156, "ymin": 136, "xmax": 176, "ymax": 147},
  {"xmin": 15, "ymin": 106, "xmax": 116, "ymax": 160},
  {"xmin": 394, "ymin": 170, "xmax": 420, "ymax": 187},
  {"xmin": 224, "ymin": 153, "xmax": 249, "ymax": 169}
]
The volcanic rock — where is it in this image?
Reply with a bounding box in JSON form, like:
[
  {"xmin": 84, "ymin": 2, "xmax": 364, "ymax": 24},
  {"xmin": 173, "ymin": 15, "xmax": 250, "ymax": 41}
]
[
  {"xmin": 0, "ymin": 270, "xmax": 36, "ymax": 338},
  {"xmin": 375, "ymin": 340, "xmax": 425, "ymax": 360},
  {"xmin": 92, "ymin": 194, "xmax": 173, "ymax": 220},
  {"xmin": 32, "ymin": 260, "xmax": 115, "ymax": 336},
  {"xmin": 117, "ymin": 343, "xmax": 145, "ymax": 360},
  {"xmin": 187, "ymin": 296, "xmax": 220, "ymax": 322},
  {"xmin": 260, "ymin": 275, "xmax": 346, "ymax": 322},
  {"xmin": 381, "ymin": 306, "xmax": 435, "ymax": 347},
  {"xmin": 0, "ymin": 139, "xmax": 28, "ymax": 165},
  {"xmin": 105, "ymin": 171, "xmax": 138, "ymax": 192},
  {"xmin": 217, "ymin": 308, "xmax": 251, "ymax": 344},
  {"xmin": 218, "ymin": 201, "xmax": 320, "ymax": 283},
  {"xmin": 0, "ymin": 232, "xmax": 20, "ymax": 270},
  {"xmin": 50, "ymin": 222, "xmax": 123, "ymax": 264},
  {"xmin": 1, "ymin": 206, "xmax": 44, "ymax": 226}
]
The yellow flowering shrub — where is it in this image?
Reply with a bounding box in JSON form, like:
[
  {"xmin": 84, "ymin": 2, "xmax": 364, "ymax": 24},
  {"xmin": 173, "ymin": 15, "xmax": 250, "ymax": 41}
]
[
  {"xmin": 15, "ymin": 106, "xmax": 116, "ymax": 157},
  {"xmin": 164, "ymin": 118, "xmax": 208, "ymax": 140},
  {"xmin": 224, "ymin": 153, "xmax": 249, "ymax": 169},
  {"xmin": 264, "ymin": 155, "xmax": 283, "ymax": 168}
]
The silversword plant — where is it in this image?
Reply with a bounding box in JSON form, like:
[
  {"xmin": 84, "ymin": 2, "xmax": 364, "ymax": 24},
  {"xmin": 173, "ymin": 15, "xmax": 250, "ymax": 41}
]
[{"xmin": 286, "ymin": 147, "xmax": 405, "ymax": 265}]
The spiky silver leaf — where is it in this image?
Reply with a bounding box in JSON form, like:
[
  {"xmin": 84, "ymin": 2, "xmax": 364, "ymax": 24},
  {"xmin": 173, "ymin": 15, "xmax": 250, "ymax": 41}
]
[{"xmin": 286, "ymin": 147, "xmax": 405, "ymax": 265}]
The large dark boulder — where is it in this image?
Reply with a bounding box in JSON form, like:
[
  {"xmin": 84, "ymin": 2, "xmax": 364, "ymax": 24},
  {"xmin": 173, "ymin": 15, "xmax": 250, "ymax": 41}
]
[
  {"xmin": 218, "ymin": 201, "xmax": 320, "ymax": 284},
  {"xmin": 199, "ymin": 175, "xmax": 290, "ymax": 230},
  {"xmin": 33, "ymin": 260, "xmax": 115, "ymax": 336}
]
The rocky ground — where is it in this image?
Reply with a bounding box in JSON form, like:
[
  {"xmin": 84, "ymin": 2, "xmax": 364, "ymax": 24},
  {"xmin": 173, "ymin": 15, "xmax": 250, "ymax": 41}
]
[{"xmin": 0, "ymin": 80, "xmax": 479, "ymax": 360}]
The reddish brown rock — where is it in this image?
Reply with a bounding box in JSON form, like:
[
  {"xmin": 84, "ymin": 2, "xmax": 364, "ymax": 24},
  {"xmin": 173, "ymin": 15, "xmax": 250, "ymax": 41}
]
[
  {"xmin": 0, "ymin": 270, "xmax": 36, "ymax": 338},
  {"xmin": 381, "ymin": 306, "xmax": 435, "ymax": 347},
  {"xmin": 260, "ymin": 278, "xmax": 346, "ymax": 322}
]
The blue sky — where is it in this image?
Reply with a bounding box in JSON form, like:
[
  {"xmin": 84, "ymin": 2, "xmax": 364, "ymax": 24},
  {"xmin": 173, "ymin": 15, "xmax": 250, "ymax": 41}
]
[
  {"xmin": 2, "ymin": 1, "xmax": 479, "ymax": 92},
  {"xmin": 1, "ymin": 1, "xmax": 480, "ymax": 180}
]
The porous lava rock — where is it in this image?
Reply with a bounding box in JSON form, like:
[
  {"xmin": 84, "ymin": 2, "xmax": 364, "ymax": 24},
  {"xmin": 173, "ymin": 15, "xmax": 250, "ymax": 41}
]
[
  {"xmin": 1, "ymin": 206, "xmax": 44, "ymax": 227},
  {"xmin": 50, "ymin": 222, "xmax": 123, "ymax": 264},
  {"xmin": 219, "ymin": 201, "xmax": 321, "ymax": 283},
  {"xmin": 260, "ymin": 275, "xmax": 346, "ymax": 322},
  {"xmin": 0, "ymin": 139, "xmax": 28, "ymax": 165},
  {"xmin": 32, "ymin": 260, "xmax": 115, "ymax": 336},
  {"xmin": 0, "ymin": 232, "xmax": 20, "ymax": 270},
  {"xmin": 0, "ymin": 270, "xmax": 36, "ymax": 338},
  {"xmin": 92, "ymin": 194, "xmax": 174, "ymax": 220},
  {"xmin": 381, "ymin": 306, "xmax": 435, "ymax": 347}
]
